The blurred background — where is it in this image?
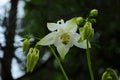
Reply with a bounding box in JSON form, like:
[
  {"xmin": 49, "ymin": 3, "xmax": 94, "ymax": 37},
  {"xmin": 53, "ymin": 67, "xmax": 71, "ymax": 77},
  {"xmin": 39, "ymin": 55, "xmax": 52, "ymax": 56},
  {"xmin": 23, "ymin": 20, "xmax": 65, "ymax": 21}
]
[{"xmin": 0, "ymin": 0, "xmax": 120, "ymax": 80}]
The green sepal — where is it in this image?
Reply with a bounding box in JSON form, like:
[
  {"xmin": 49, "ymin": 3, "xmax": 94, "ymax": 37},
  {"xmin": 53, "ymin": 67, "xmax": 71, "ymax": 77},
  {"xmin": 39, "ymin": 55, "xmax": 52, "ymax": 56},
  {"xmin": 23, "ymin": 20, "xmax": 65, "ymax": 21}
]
[{"xmin": 27, "ymin": 48, "xmax": 39, "ymax": 72}]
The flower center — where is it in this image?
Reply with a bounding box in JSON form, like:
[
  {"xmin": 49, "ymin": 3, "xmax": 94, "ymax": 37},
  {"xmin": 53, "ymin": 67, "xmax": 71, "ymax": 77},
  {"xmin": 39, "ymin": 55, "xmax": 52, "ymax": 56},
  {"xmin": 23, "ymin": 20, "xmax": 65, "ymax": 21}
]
[{"xmin": 60, "ymin": 33, "xmax": 70, "ymax": 45}]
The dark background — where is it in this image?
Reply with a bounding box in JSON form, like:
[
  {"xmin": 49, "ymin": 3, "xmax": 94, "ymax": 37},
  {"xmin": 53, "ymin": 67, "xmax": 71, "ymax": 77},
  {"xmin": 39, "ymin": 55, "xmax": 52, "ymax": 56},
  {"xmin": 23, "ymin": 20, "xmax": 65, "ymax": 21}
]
[{"xmin": 0, "ymin": 0, "xmax": 120, "ymax": 80}]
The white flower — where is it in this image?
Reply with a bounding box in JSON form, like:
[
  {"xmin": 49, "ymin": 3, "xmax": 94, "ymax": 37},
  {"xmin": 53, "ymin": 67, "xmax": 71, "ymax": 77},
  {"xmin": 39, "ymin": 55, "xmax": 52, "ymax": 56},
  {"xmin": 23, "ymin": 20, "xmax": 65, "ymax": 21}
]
[{"xmin": 37, "ymin": 18, "xmax": 88, "ymax": 59}]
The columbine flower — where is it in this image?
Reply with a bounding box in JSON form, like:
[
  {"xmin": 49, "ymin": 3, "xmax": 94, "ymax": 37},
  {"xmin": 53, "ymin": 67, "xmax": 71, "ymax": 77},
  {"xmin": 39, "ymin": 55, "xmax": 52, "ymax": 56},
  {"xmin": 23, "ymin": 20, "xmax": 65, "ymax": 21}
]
[{"xmin": 37, "ymin": 18, "xmax": 88, "ymax": 59}]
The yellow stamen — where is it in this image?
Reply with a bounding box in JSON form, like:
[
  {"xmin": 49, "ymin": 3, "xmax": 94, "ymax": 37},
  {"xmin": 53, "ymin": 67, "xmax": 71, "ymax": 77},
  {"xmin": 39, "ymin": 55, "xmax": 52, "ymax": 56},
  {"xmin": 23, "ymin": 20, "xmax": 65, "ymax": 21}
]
[{"xmin": 60, "ymin": 33, "xmax": 70, "ymax": 45}]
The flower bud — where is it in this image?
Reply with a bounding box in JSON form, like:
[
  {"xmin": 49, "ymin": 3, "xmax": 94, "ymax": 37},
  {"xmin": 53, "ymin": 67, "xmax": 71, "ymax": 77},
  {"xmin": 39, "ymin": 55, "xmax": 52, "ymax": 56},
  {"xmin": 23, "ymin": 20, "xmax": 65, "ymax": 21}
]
[
  {"xmin": 106, "ymin": 76, "xmax": 112, "ymax": 80},
  {"xmin": 78, "ymin": 21, "xmax": 94, "ymax": 42},
  {"xmin": 89, "ymin": 9, "xmax": 98, "ymax": 17},
  {"xmin": 84, "ymin": 22, "xmax": 94, "ymax": 41},
  {"xmin": 76, "ymin": 17, "xmax": 84, "ymax": 25},
  {"xmin": 101, "ymin": 68, "xmax": 119, "ymax": 80},
  {"xmin": 101, "ymin": 71, "xmax": 112, "ymax": 80},
  {"xmin": 27, "ymin": 48, "xmax": 39, "ymax": 72},
  {"xmin": 22, "ymin": 39, "xmax": 30, "ymax": 52}
]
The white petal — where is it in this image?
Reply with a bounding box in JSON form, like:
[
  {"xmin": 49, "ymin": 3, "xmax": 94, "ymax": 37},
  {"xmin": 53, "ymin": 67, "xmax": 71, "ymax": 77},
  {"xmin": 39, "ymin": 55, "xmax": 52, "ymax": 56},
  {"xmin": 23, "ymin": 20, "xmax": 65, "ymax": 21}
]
[
  {"xmin": 66, "ymin": 18, "xmax": 78, "ymax": 32},
  {"xmin": 54, "ymin": 36, "xmax": 72, "ymax": 59},
  {"xmin": 73, "ymin": 33, "xmax": 80, "ymax": 40},
  {"xmin": 37, "ymin": 32, "xmax": 56, "ymax": 45},
  {"xmin": 55, "ymin": 43, "xmax": 70, "ymax": 59},
  {"xmin": 57, "ymin": 19, "xmax": 64, "ymax": 24},
  {"xmin": 56, "ymin": 19, "xmax": 67, "ymax": 30},
  {"xmin": 74, "ymin": 40, "xmax": 91, "ymax": 49},
  {"xmin": 72, "ymin": 33, "xmax": 91, "ymax": 49},
  {"xmin": 47, "ymin": 23, "xmax": 58, "ymax": 31}
]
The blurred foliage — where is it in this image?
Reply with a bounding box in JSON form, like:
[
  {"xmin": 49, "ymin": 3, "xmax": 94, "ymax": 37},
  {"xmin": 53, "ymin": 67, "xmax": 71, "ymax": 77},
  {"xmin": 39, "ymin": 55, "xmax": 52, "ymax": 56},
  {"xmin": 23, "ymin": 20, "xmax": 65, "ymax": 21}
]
[{"xmin": 20, "ymin": 0, "xmax": 120, "ymax": 80}]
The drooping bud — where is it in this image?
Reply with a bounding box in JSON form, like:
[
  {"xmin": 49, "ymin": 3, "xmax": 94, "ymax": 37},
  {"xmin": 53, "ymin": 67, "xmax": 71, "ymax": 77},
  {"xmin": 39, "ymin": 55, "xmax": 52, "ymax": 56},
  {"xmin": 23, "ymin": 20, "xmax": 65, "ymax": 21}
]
[
  {"xmin": 76, "ymin": 17, "xmax": 84, "ymax": 25},
  {"xmin": 78, "ymin": 21, "xmax": 94, "ymax": 42},
  {"xmin": 101, "ymin": 68, "xmax": 119, "ymax": 80},
  {"xmin": 89, "ymin": 9, "xmax": 98, "ymax": 17},
  {"xmin": 101, "ymin": 71, "xmax": 112, "ymax": 80},
  {"xmin": 22, "ymin": 38, "xmax": 30, "ymax": 52},
  {"xmin": 27, "ymin": 48, "xmax": 39, "ymax": 72}
]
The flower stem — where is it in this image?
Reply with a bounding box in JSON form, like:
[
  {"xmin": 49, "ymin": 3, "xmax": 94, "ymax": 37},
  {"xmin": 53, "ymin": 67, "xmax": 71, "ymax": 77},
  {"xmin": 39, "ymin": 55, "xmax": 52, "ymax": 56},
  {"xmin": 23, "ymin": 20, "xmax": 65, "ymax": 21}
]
[
  {"xmin": 86, "ymin": 40, "xmax": 94, "ymax": 80},
  {"xmin": 48, "ymin": 45, "xmax": 69, "ymax": 80}
]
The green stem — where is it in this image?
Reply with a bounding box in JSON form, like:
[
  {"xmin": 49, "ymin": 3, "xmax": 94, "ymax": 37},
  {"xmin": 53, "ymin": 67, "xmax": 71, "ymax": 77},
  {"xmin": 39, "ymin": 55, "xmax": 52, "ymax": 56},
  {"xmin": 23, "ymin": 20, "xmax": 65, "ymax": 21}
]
[
  {"xmin": 86, "ymin": 40, "xmax": 94, "ymax": 80},
  {"xmin": 48, "ymin": 45, "xmax": 69, "ymax": 80},
  {"xmin": 30, "ymin": 36, "xmax": 41, "ymax": 40}
]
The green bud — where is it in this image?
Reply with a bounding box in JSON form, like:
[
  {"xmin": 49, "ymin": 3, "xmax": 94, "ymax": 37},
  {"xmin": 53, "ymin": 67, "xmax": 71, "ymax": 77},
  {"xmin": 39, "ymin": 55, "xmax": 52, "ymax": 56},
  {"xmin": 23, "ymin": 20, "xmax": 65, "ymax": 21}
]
[
  {"xmin": 101, "ymin": 68, "xmax": 119, "ymax": 80},
  {"xmin": 101, "ymin": 71, "xmax": 112, "ymax": 80},
  {"xmin": 76, "ymin": 17, "xmax": 84, "ymax": 25},
  {"xmin": 89, "ymin": 9, "xmax": 98, "ymax": 17},
  {"xmin": 78, "ymin": 21, "xmax": 94, "ymax": 42},
  {"xmin": 84, "ymin": 22, "xmax": 94, "ymax": 41},
  {"xmin": 22, "ymin": 39, "xmax": 30, "ymax": 52},
  {"xmin": 106, "ymin": 76, "xmax": 112, "ymax": 80},
  {"xmin": 27, "ymin": 48, "xmax": 39, "ymax": 72}
]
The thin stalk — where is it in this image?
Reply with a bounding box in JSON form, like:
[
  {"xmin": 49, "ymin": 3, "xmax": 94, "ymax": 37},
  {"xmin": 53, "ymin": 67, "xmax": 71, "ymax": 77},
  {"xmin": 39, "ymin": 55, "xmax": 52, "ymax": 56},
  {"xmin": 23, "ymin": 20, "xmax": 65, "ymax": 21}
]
[
  {"xmin": 48, "ymin": 45, "xmax": 69, "ymax": 80},
  {"xmin": 30, "ymin": 36, "xmax": 41, "ymax": 40},
  {"xmin": 86, "ymin": 40, "xmax": 94, "ymax": 80}
]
